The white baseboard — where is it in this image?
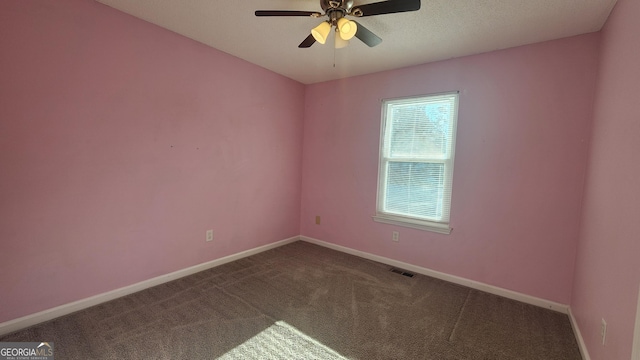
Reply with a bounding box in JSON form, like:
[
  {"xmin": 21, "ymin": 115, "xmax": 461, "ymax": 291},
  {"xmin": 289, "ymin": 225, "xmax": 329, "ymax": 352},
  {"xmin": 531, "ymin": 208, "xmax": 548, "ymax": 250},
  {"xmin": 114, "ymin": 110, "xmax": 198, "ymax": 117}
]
[
  {"xmin": 299, "ymin": 235, "xmax": 570, "ymax": 314},
  {"xmin": 0, "ymin": 236, "xmax": 299, "ymax": 337},
  {"xmin": 2, "ymin": 234, "xmax": 586, "ymax": 356},
  {"xmin": 632, "ymin": 285, "xmax": 640, "ymax": 360},
  {"xmin": 568, "ymin": 307, "xmax": 591, "ymax": 360}
]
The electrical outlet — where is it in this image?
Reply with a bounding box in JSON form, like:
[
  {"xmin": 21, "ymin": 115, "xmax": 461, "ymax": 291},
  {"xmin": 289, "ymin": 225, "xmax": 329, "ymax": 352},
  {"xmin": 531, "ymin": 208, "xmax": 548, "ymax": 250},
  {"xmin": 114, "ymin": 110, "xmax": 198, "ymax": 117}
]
[
  {"xmin": 601, "ymin": 318, "xmax": 607, "ymax": 345},
  {"xmin": 206, "ymin": 229, "xmax": 213, "ymax": 242},
  {"xmin": 315, "ymin": 216, "xmax": 321, "ymax": 225},
  {"xmin": 392, "ymin": 231, "xmax": 399, "ymax": 242}
]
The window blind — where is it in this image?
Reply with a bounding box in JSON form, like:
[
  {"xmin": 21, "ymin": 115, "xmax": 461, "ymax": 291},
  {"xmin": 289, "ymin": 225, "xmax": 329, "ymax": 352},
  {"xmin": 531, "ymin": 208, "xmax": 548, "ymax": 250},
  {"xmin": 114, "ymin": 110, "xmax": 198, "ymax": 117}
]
[{"xmin": 377, "ymin": 92, "xmax": 459, "ymax": 229}]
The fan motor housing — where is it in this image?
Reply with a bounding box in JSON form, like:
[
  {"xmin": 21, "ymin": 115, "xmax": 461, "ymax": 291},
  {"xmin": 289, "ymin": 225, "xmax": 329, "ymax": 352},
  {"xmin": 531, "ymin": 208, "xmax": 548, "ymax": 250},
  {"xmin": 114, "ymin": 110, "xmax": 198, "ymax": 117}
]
[{"xmin": 321, "ymin": 0, "xmax": 354, "ymax": 12}]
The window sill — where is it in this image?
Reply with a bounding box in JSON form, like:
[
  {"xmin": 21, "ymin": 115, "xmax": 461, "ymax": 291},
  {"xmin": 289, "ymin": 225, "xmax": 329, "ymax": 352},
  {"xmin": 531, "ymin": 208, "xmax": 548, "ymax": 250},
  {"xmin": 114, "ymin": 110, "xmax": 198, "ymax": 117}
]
[{"xmin": 372, "ymin": 214, "xmax": 452, "ymax": 235}]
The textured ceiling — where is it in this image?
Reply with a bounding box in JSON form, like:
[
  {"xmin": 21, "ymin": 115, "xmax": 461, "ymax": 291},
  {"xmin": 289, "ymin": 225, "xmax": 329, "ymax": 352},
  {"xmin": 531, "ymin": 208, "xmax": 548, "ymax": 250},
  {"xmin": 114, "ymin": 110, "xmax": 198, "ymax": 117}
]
[{"xmin": 94, "ymin": 0, "xmax": 617, "ymax": 84}]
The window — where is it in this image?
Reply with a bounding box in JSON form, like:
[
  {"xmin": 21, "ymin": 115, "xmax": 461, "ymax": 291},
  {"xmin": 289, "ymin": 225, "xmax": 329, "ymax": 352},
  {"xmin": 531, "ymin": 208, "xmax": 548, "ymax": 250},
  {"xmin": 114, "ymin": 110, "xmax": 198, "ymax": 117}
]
[{"xmin": 374, "ymin": 92, "xmax": 459, "ymax": 234}]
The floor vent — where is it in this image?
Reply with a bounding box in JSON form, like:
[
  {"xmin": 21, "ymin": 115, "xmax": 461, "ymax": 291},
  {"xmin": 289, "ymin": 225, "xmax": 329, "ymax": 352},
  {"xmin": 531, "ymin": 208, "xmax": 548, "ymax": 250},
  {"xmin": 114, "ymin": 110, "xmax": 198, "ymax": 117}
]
[{"xmin": 389, "ymin": 268, "xmax": 415, "ymax": 278}]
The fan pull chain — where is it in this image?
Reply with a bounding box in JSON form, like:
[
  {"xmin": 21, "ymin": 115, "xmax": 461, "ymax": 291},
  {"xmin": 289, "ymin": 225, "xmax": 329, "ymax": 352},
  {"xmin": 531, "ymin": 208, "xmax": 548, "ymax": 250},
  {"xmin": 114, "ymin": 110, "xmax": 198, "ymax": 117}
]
[{"xmin": 333, "ymin": 45, "xmax": 336, "ymax": 68}]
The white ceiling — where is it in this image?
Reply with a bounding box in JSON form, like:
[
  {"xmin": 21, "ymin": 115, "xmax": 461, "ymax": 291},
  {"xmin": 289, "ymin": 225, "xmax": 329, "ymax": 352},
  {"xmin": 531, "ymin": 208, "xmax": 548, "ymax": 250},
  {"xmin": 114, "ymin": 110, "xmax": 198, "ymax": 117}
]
[{"xmin": 95, "ymin": 0, "xmax": 617, "ymax": 84}]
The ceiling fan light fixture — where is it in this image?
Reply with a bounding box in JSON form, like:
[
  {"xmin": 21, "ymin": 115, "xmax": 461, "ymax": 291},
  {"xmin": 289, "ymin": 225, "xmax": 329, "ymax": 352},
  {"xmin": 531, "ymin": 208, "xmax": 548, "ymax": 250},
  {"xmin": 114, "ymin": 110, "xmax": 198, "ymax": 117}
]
[
  {"xmin": 311, "ymin": 21, "xmax": 331, "ymax": 44},
  {"xmin": 335, "ymin": 29, "xmax": 349, "ymax": 48},
  {"xmin": 337, "ymin": 18, "xmax": 357, "ymax": 40},
  {"xmin": 256, "ymin": 0, "xmax": 420, "ymax": 49}
]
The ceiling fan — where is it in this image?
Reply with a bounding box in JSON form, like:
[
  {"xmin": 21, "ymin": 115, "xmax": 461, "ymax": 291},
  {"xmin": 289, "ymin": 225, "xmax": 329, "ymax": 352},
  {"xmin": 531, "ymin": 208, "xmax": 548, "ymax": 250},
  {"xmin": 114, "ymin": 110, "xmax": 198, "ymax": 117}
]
[{"xmin": 255, "ymin": 0, "xmax": 421, "ymax": 48}]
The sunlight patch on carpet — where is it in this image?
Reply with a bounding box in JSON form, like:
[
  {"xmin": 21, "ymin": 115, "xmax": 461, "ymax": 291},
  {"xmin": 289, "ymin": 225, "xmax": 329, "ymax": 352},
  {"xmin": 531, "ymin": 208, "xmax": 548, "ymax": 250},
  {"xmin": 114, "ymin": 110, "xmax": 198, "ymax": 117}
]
[{"xmin": 218, "ymin": 321, "xmax": 346, "ymax": 360}]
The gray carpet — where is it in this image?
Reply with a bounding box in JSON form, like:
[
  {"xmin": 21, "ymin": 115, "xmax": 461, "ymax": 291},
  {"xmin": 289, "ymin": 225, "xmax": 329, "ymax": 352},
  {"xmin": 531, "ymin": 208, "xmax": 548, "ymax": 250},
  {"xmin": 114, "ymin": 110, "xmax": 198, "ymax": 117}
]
[{"xmin": 0, "ymin": 241, "xmax": 582, "ymax": 359}]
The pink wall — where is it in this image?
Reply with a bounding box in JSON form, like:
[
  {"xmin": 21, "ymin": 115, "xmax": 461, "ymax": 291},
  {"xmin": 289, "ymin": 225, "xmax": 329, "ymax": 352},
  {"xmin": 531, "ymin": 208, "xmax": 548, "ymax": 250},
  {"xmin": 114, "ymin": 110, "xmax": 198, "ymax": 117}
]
[
  {"xmin": 300, "ymin": 34, "xmax": 600, "ymax": 304},
  {"xmin": 571, "ymin": 0, "xmax": 640, "ymax": 358},
  {"xmin": 3, "ymin": 4, "xmax": 635, "ymax": 357},
  {"xmin": 0, "ymin": 0, "xmax": 304, "ymax": 323}
]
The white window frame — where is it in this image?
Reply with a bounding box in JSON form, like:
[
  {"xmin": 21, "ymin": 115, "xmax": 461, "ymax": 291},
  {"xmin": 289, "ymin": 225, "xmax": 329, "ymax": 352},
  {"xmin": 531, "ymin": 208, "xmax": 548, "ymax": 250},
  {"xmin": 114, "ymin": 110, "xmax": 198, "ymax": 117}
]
[{"xmin": 373, "ymin": 92, "xmax": 459, "ymax": 234}]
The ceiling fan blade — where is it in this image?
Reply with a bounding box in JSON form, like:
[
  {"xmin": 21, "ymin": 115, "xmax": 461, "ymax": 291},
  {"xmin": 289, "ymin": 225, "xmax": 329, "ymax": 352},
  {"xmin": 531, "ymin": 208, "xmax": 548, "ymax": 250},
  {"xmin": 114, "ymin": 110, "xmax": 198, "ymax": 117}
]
[
  {"xmin": 255, "ymin": 10, "xmax": 322, "ymax": 17},
  {"xmin": 353, "ymin": 0, "xmax": 420, "ymax": 17},
  {"xmin": 353, "ymin": 21, "xmax": 382, "ymax": 47},
  {"xmin": 298, "ymin": 34, "xmax": 317, "ymax": 48}
]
